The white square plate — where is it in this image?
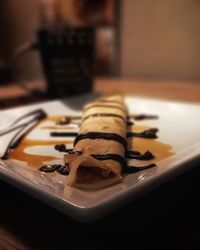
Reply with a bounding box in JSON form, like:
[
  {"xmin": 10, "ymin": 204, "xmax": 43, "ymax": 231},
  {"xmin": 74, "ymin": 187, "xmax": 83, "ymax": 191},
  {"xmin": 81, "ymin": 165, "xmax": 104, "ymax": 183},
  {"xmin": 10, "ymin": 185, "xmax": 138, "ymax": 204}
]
[{"xmin": 0, "ymin": 94, "xmax": 200, "ymax": 222}]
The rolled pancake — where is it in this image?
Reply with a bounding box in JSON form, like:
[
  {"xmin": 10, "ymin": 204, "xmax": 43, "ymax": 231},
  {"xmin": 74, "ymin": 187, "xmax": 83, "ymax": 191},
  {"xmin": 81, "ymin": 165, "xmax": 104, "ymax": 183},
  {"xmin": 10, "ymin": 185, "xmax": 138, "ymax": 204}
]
[{"xmin": 64, "ymin": 95, "xmax": 128, "ymax": 189}]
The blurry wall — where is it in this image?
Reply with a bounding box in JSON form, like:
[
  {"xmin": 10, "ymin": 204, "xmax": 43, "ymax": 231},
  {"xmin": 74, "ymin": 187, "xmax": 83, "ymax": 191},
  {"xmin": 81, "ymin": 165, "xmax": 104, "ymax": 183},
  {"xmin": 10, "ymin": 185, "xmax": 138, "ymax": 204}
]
[
  {"xmin": 1, "ymin": 0, "xmax": 42, "ymax": 80},
  {"xmin": 121, "ymin": 0, "xmax": 200, "ymax": 80},
  {"xmin": 1, "ymin": 0, "xmax": 200, "ymax": 81}
]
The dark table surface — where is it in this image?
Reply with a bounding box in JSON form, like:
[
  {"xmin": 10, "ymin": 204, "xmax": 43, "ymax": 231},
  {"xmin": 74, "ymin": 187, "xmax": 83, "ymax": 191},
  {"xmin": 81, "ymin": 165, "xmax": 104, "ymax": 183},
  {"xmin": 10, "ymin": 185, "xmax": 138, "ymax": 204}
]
[
  {"xmin": 0, "ymin": 78, "xmax": 200, "ymax": 250},
  {"xmin": 0, "ymin": 163, "xmax": 200, "ymax": 250}
]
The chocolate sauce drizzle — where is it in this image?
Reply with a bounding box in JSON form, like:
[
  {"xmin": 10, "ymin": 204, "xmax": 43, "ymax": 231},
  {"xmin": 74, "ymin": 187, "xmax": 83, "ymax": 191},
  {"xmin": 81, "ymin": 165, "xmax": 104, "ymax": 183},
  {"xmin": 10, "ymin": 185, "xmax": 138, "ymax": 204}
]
[
  {"xmin": 41, "ymin": 147, "xmax": 156, "ymax": 174},
  {"xmin": 1, "ymin": 106, "xmax": 158, "ymax": 176},
  {"xmin": 0, "ymin": 109, "xmax": 47, "ymax": 160},
  {"xmin": 127, "ymin": 128, "xmax": 158, "ymax": 139},
  {"xmin": 55, "ymin": 144, "xmax": 155, "ymax": 172},
  {"xmin": 127, "ymin": 121, "xmax": 134, "ymax": 126},
  {"xmin": 92, "ymin": 154, "xmax": 156, "ymax": 173},
  {"xmin": 50, "ymin": 116, "xmax": 159, "ymax": 174},
  {"xmin": 73, "ymin": 132, "xmax": 128, "ymax": 149},
  {"xmin": 50, "ymin": 128, "xmax": 158, "ymax": 140},
  {"xmin": 50, "ymin": 132, "xmax": 78, "ymax": 137},
  {"xmin": 39, "ymin": 164, "xmax": 69, "ymax": 175},
  {"xmin": 128, "ymin": 114, "xmax": 158, "ymax": 121},
  {"xmin": 54, "ymin": 144, "xmax": 73, "ymax": 153},
  {"xmin": 91, "ymin": 154, "xmax": 127, "ymax": 169},
  {"xmin": 0, "ymin": 109, "xmax": 46, "ymax": 137},
  {"xmin": 126, "ymin": 150, "xmax": 154, "ymax": 160}
]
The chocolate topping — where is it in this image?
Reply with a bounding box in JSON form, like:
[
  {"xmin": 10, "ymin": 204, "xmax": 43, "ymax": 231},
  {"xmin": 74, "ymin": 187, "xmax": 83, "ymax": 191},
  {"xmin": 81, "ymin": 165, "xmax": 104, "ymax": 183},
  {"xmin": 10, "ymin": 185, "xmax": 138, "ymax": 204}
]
[
  {"xmin": 91, "ymin": 154, "xmax": 127, "ymax": 170},
  {"xmin": 54, "ymin": 144, "xmax": 73, "ymax": 153},
  {"xmin": 73, "ymin": 132, "xmax": 128, "ymax": 149},
  {"xmin": 0, "ymin": 109, "xmax": 46, "ymax": 160},
  {"xmin": 39, "ymin": 164, "xmax": 69, "ymax": 175},
  {"xmin": 50, "ymin": 132, "xmax": 78, "ymax": 137},
  {"xmin": 127, "ymin": 128, "xmax": 158, "ymax": 139},
  {"xmin": 128, "ymin": 114, "xmax": 158, "ymax": 121},
  {"xmin": 126, "ymin": 150, "xmax": 155, "ymax": 160},
  {"xmin": 127, "ymin": 120, "xmax": 134, "ymax": 126}
]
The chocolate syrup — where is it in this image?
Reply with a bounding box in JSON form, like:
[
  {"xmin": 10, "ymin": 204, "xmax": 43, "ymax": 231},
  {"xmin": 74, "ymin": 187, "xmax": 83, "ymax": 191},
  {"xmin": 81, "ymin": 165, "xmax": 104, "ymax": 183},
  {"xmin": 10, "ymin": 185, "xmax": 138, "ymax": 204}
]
[
  {"xmin": 50, "ymin": 132, "xmax": 78, "ymax": 137},
  {"xmin": 127, "ymin": 128, "xmax": 158, "ymax": 139},
  {"xmin": 39, "ymin": 164, "xmax": 58, "ymax": 173},
  {"xmin": 54, "ymin": 144, "xmax": 73, "ymax": 153},
  {"xmin": 127, "ymin": 121, "xmax": 134, "ymax": 126},
  {"xmin": 2, "ymin": 107, "xmax": 159, "ymax": 177},
  {"xmin": 55, "ymin": 145, "xmax": 126, "ymax": 166},
  {"xmin": 0, "ymin": 109, "xmax": 46, "ymax": 137},
  {"xmin": 44, "ymin": 149, "xmax": 156, "ymax": 175},
  {"xmin": 73, "ymin": 132, "xmax": 127, "ymax": 149},
  {"xmin": 39, "ymin": 164, "xmax": 69, "ymax": 175},
  {"xmin": 92, "ymin": 154, "xmax": 127, "ymax": 170},
  {"xmin": 129, "ymin": 114, "xmax": 158, "ymax": 121},
  {"xmin": 126, "ymin": 150, "xmax": 154, "ymax": 160},
  {"xmin": 56, "ymin": 165, "xmax": 69, "ymax": 175},
  {"xmin": 0, "ymin": 109, "xmax": 47, "ymax": 160},
  {"xmin": 52, "ymin": 121, "xmax": 158, "ymax": 175},
  {"xmin": 92, "ymin": 154, "xmax": 155, "ymax": 173}
]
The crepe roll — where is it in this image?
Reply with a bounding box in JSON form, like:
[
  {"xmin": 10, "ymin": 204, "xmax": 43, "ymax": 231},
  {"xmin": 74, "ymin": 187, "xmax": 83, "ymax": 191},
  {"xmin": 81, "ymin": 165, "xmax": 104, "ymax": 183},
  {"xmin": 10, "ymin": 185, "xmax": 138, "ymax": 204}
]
[{"xmin": 64, "ymin": 95, "xmax": 128, "ymax": 189}]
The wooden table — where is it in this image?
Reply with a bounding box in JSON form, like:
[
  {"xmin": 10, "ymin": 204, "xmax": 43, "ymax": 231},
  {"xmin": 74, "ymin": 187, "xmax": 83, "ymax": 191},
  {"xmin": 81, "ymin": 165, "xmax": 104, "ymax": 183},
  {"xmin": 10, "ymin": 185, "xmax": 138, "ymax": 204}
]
[
  {"xmin": 0, "ymin": 78, "xmax": 200, "ymax": 249},
  {"xmin": 1, "ymin": 78, "xmax": 200, "ymax": 108},
  {"xmin": 95, "ymin": 78, "xmax": 200, "ymax": 103}
]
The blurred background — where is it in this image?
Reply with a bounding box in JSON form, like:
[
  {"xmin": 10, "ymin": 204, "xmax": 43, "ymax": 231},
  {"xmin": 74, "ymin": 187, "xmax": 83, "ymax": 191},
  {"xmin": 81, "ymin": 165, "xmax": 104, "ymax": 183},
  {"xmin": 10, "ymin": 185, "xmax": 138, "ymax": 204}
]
[
  {"xmin": 0, "ymin": 0, "xmax": 200, "ymax": 89},
  {"xmin": 1, "ymin": 2, "xmax": 200, "ymax": 248}
]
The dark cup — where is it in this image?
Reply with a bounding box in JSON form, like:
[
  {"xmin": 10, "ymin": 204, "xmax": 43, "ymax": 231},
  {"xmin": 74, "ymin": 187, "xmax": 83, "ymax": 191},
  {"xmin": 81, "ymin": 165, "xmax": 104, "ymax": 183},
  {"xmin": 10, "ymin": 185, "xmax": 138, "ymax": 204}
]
[{"xmin": 37, "ymin": 26, "xmax": 94, "ymax": 98}]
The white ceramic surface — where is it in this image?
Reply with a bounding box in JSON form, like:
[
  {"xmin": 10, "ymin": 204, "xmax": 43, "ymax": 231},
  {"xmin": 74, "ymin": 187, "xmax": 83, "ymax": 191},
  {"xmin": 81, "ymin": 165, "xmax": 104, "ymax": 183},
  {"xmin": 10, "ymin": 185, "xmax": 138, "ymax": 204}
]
[{"xmin": 0, "ymin": 94, "xmax": 200, "ymax": 222}]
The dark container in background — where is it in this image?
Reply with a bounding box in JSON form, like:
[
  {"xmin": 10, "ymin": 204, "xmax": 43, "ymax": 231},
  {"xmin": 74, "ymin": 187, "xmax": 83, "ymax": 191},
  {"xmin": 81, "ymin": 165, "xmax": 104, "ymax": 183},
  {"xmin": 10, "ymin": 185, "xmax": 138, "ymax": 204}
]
[{"xmin": 38, "ymin": 26, "xmax": 94, "ymax": 98}]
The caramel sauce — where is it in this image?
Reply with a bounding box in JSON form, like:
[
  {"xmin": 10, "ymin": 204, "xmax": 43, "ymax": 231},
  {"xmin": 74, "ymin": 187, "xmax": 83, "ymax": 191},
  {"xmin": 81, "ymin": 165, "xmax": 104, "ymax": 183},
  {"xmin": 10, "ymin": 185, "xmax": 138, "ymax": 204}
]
[
  {"xmin": 40, "ymin": 115, "xmax": 79, "ymax": 131},
  {"xmin": 131, "ymin": 125, "xmax": 151, "ymax": 132},
  {"xmin": 44, "ymin": 116, "xmax": 66, "ymax": 123},
  {"xmin": 9, "ymin": 139, "xmax": 72, "ymax": 169},
  {"xmin": 128, "ymin": 124, "xmax": 173, "ymax": 164},
  {"xmin": 129, "ymin": 137, "xmax": 174, "ymax": 165},
  {"xmin": 8, "ymin": 115, "xmax": 74, "ymax": 169},
  {"xmin": 46, "ymin": 116, "xmax": 81, "ymax": 122}
]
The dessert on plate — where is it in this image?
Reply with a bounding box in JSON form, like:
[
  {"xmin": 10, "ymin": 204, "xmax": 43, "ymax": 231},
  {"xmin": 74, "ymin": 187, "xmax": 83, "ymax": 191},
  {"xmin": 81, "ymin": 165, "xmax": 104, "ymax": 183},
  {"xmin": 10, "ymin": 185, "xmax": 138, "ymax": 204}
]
[{"xmin": 64, "ymin": 95, "xmax": 128, "ymax": 189}]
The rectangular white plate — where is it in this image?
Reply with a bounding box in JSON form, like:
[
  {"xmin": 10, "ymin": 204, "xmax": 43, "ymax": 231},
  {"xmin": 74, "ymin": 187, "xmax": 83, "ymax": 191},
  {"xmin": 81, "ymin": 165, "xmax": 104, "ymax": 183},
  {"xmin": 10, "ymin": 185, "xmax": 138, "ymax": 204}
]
[{"xmin": 0, "ymin": 93, "xmax": 200, "ymax": 222}]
